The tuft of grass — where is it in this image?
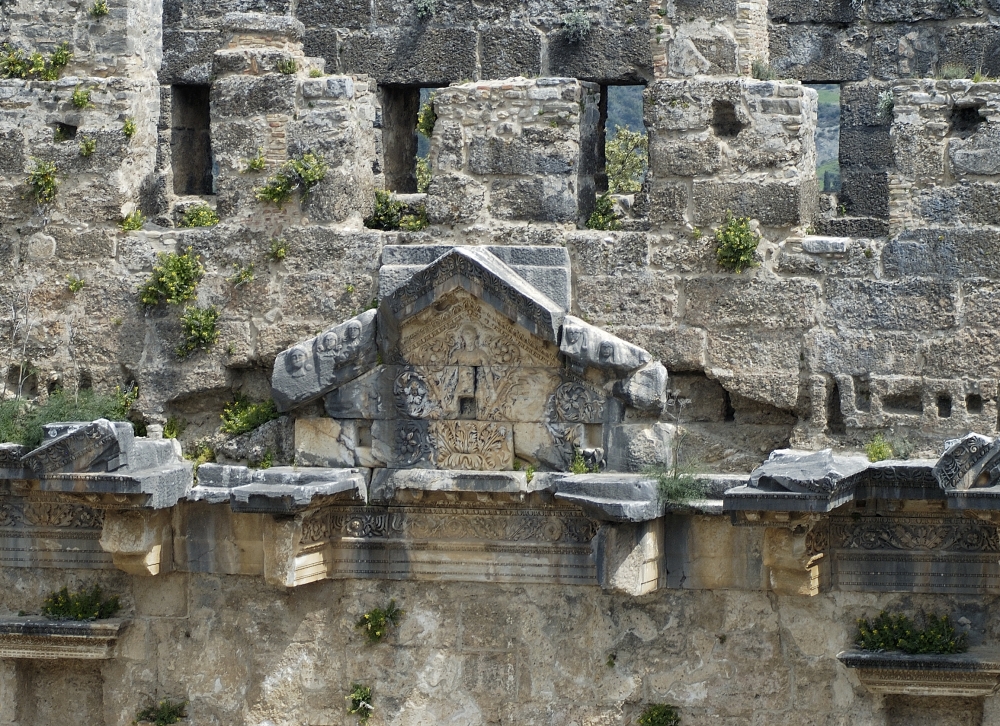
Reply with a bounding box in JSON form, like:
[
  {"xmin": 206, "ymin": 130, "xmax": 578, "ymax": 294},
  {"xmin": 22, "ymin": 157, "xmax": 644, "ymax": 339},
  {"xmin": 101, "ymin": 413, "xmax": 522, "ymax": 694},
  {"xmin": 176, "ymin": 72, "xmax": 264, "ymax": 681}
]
[
  {"xmin": 715, "ymin": 212, "xmax": 760, "ymax": 273},
  {"xmin": 347, "ymin": 683, "xmax": 374, "ymax": 723},
  {"xmin": 53, "ymin": 126, "xmax": 71, "ymax": 143},
  {"xmin": 562, "ymin": 9, "xmax": 590, "ymax": 43},
  {"xmin": 276, "ymin": 57, "xmax": 297, "ymax": 75},
  {"xmin": 41, "ymin": 585, "xmax": 120, "ymax": 621},
  {"xmin": 134, "ymin": 699, "xmax": 186, "ymax": 725},
  {"xmin": 751, "ymin": 59, "xmax": 775, "ymax": 80},
  {"xmin": 865, "ymin": 433, "xmax": 893, "ymax": 462},
  {"xmin": 79, "ymin": 136, "xmax": 96, "ymax": 157},
  {"xmin": 308, "ymin": 68, "xmax": 322, "ymax": 78},
  {"xmin": 122, "ymin": 117, "xmax": 137, "ymax": 138},
  {"xmin": 120, "ymin": 210, "xmax": 144, "ymax": 231},
  {"xmin": 356, "ymin": 600, "xmax": 404, "ymax": 644},
  {"xmin": 939, "ymin": 62, "xmax": 969, "ymax": 79},
  {"xmin": 26, "ymin": 158, "xmax": 58, "ymax": 203},
  {"xmin": 586, "ymin": 192, "xmax": 621, "ymax": 231},
  {"xmin": 176, "ymin": 305, "xmax": 220, "ymax": 357},
  {"xmin": 647, "ymin": 465, "xmax": 707, "ymax": 504},
  {"xmin": 71, "ymin": 85, "xmax": 92, "ymax": 109},
  {"xmin": 66, "ymin": 274, "xmax": 85, "ymax": 293},
  {"xmin": 220, "ymin": 397, "xmax": 278, "ymax": 436},
  {"xmin": 185, "ymin": 441, "xmax": 215, "ymax": 472},
  {"xmin": 178, "ymin": 203, "xmax": 219, "ymax": 228},
  {"xmin": 856, "ymin": 611, "xmax": 967, "ymax": 654},
  {"xmin": 638, "ymin": 704, "xmax": 681, "ymax": 726},
  {"xmin": 163, "ymin": 416, "xmax": 185, "ymax": 439},
  {"xmin": 139, "ymin": 247, "xmax": 204, "ymax": 306},
  {"xmin": 89, "ymin": 0, "xmax": 109, "ymax": 16},
  {"xmin": 243, "ymin": 147, "xmax": 266, "ymax": 172}
]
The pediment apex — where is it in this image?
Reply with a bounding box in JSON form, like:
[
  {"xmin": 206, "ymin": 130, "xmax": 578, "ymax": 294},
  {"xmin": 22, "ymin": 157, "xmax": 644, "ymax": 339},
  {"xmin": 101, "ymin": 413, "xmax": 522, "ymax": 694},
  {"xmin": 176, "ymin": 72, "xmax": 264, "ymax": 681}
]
[{"xmin": 382, "ymin": 247, "xmax": 565, "ymax": 344}]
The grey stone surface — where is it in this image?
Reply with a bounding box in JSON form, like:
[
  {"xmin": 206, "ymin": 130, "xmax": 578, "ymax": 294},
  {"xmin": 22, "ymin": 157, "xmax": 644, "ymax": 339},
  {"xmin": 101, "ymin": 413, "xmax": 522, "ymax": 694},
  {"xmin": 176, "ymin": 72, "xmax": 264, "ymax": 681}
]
[
  {"xmin": 748, "ymin": 448, "xmax": 870, "ymax": 494},
  {"xmin": 480, "ymin": 25, "xmax": 542, "ymax": 79},
  {"xmin": 221, "ymin": 11, "xmax": 304, "ymax": 39},
  {"xmin": 369, "ymin": 468, "xmax": 536, "ymax": 504},
  {"xmin": 605, "ymin": 423, "xmax": 673, "ymax": 472},
  {"xmin": 802, "ymin": 236, "xmax": 851, "ymax": 254},
  {"xmin": 21, "ymin": 419, "xmax": 124, "ymax": 476},
  {"xmin": 616, "ymin": 362, "xmax": 668, "ymax": 412},
  {"xmin": 561, "ymin": 316, "xmax": 651, "ymax": 372},
  {"xmin": 769, "ymin": 24, "xmax": 871, "ymax": 81},
  {"xmin": 549, "ymin": 473, "xmax": 663, "ymax": 522},
  {"xmin": 191, "ymin": 464, "xmax": 366, "ymax": 512}
]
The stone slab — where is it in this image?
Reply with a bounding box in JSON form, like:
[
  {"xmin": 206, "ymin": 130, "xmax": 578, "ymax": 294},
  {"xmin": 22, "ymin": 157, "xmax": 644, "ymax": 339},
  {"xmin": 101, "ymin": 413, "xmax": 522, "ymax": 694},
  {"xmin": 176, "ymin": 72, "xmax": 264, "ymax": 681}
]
[
  {"xmin": 0, "ymin": 618, "xmax": 127, "ymax": 659},
  {"xmin": 548, "ymin": 473, "xmax": 663, "ymax": 522},
  {"xmin": 838, "ymin": 648, "xmax": 1000, "ymax": 697}
]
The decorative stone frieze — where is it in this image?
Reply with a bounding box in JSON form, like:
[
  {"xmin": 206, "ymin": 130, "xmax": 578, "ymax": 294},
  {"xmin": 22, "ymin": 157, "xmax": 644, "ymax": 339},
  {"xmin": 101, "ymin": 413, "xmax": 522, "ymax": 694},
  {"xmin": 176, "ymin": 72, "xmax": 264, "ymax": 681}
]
[
  {"xmin": 0, "ymin": 618, "xmax": 127, "ymax": 660},
  {"xmin": 838, "ymin": 648, "xmax": 1000, "ymax": 697}
]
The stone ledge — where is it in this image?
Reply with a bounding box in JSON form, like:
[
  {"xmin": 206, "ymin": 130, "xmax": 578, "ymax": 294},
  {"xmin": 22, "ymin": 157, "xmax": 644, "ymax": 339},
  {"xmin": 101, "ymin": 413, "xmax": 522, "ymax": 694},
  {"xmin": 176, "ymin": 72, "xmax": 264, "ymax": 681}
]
[
  {"xmin": 0, "ymin": 618, "xmax": 127, "ymax": 659},
  {"xmin": 837, "ymin": 647, "xmax": 1000, "ymax": 697}
]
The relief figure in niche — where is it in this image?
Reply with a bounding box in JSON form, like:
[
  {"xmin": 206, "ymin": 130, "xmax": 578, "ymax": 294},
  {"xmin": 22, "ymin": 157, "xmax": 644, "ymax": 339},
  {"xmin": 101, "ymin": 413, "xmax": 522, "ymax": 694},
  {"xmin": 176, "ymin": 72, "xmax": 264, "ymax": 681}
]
[
  {"xmin": 336, "ymin": 320, "xmax": 363, "ymax": 364},
  {"xmin": 287, "ymin": 346, "xmax": 313, "ymax": 377},
  {"xmin": 450, "ymin": 324, "xmax": 487, "ymax": 366}
]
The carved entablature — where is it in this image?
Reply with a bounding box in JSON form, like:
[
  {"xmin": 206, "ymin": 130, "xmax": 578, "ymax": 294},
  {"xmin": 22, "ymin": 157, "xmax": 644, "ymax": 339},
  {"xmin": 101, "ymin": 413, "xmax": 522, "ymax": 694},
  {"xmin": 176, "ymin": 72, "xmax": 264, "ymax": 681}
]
[{"xmin": 271, "ymin": 245, "xmax": 670, "ymax": 473}]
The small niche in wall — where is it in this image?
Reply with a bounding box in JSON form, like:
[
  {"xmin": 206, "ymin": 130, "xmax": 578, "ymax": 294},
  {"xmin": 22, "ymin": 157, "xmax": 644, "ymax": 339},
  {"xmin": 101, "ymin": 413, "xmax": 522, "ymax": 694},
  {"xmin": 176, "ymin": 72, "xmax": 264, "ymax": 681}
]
[
  {"xmin": 826, "ymin": 379, "xmax": 846, "ymax": 435},
  {"xmin": 937, "ymin": 394, "xmax": 952, "ymax": 418},
  {"xmin": 597, "ymin": 84, "xmax": 647, "ymax": 194},
  {"xmin": 53, "ymin": 122, "xmax": 77, "ymax": 142},
  {"xmin": 710, "ymin": 100, "xmax": 745, "ymax": 138},
  {"xmin": 950, "ymin": 103, "xmax": 985, "ymax": 138},
  {"xmin": 171, "ymin": 84, "xmax": 214, "ymax": 196},
  {"xmin": 853, "ymin": 376, "xmax": 871, "ymax": 412},
  {"xmin": 967, "ymin": 393, "xmax": 984, "ymax": 414},
  {"xmin": 883, "ymin": 391, "xmax": 923, "ymax": 416}
]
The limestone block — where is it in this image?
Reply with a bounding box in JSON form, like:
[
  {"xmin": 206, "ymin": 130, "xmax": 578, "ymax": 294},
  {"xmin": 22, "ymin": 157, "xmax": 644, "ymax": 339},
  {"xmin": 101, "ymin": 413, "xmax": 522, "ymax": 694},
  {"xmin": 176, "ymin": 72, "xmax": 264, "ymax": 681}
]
[
  {"xmin": 561, "ymin": 316, "xmax": 651, "ymax": 373},
  {"xmin": 546, "ymin": 25, "xmax": 651, "ymax": 83},
  {"xmin": 489, "ymin": 177, "xmax": 578, "ymax": 223},
  {"xmin": 802, "ymin": 236, "xmax": 851, "ymax": 254},
  {"xmin": 368, "ymin": 468, "xmax": 534, "ymax": 504},
  {"xmin": 552, "ymin": 474, "xmax": 663, "ymax": 522},
  {"xmin": 606, "ymin": 423, "xmax": 674, "ymax": 472},
  {"xmin": 950, "ymin": 123, "xmax": 1000, "ymax": 176},
  {"xmin": 479, "ymin": 25, "xmax": 542, "ymax": 79},
  {"xmin": 691, "ymin": 180, "xmax": 814, "ymax": 227},
  {"xmin": 262, "ymin": 514, "xmax": 305, "ymax": 588},
  {"xmin": 769, "ymin": 24, "xmax": 870, "ymax": 81},
  {"xmin": 662, "ymin": 514, "xmax": 767, "ymax": 590},
  {"xmin": 770, "ymin": 0, "xmax": 857, "ymax": 23},
  {"xmin": 222, "ymin": 12, "xmax": 304, "ymax": 41},
  {"xmin": 616, "ymin": 362, "xmax": 668, "ymax": 413},
  {"xmin": 425, "ymin": 173, "xmax": 485, "ymax": 225},
  {"xmin": 750, "ymin": 449, "xmax": 870, "ymax": 494},
  {"xmin": 191, "ymin": 464, "xmax": 366, "ymax": 513},
  {"xmin": 593, "ymin": 520, "xmax": 663, "ymax": 596},
  {"xmin": 823, "ymin": 278, "xmax": 958, "ymax": 331},
  {"xmin": 21, "ymin": 419, "xmax": 123, "ymax": 476},
  {"xmin": 763, "ymin": 526, "xmax": 821, "ymax": 596},
  {"xmin": 668, "ymin": 23, "xmax": 738, "ymax": 76},
  {"xmin": 840, "ymin": 169, "xmax": 889, "ymax": 218},
  {"xmin": 338, "ymin": 27, "xmax": 478, "ymax": 84},
  {"xmin": 99, "ymin": 509, "xmax": 174, "ymax": 576},
  {"xmin": 512, "ymin": 422, "xmax": 581, "ymax": 470},
  {"xmin": 684, "ymin": 277, "xmax": 819, "ymax": 331},
  {"xmin": 294, "ymin": 417, "xmax": 357, "ymax": 467}
]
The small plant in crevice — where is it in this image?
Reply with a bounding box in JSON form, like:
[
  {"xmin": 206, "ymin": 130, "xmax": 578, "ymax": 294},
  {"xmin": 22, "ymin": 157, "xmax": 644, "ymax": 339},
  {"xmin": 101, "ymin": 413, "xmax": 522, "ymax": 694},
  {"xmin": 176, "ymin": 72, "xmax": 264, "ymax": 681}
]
[
  {"xmin": 249, "ymin": 449, "xmax": 273, "ymax": 469},
  {"xmin": 53, "ymin": 126, "xmax": 71, "ymax": 143},
  {"xmin": 416, "ymin": 157, "xmax": 431, "ymax": 193},
  {"xmin": 79, "ymin": 136, "xmax": 96, "ymax": 157},
  {"xmin": 645, "ymin": 387, "xmax": 707, "ymax": 504},
  {"xmin": 228, "ymin": 262, "xmax": 255, "ymax": 287},
  {"xmin": 41, "ymin": 585, "xmax": 120, "ymax": 621},
  {"xmin": 525, "ymin": 464, "xmax": 536, "ymax": 484},
  {"xmin": 176, "ymin": 305, "xmax": 220, "ymax": 357},
  {"xmin": 89, "ymin": 0, "xmax": 109, "ymax": 17},
  {"xmin": 562, "ymin": 9, "xmax": 591, "ymax": 43},
  {"xmin": 714, "ymin": 212, "xmax": 760, "ymax": 273},
  {"xmin": 399, "ymin": 205, "xmax": 429, "ymax": 231},
  {"xmin": 163, "ymin": 416, "xmax": 185, "ymax": 439},
  {"xmin": 243, "ymin": 147, "xmax": 267, "ymax": 172},
  {"xmin": 856, "ymin": 611, "xmax": 967, "ymax": 654},
  {"xmin": 122, "ymin": 117, "xmax": 137, "ymax": 138},
  {"xmin": 66, "ymin": 274, "xmax": 85, "ymax": 293},
  {"xmin": 586, "ymin": 192, "xmax": 621, "ymax": 231},
  {"xmin": 864, "ymin": 433, "xmax": 893, "ymax": 462},
  {"xmin": 876, "ymin": 90, "xmax": 894, "ymax": 121},
  {"xmin": 416, "ymin": 94, "xmax": 437, "ymax": 138},
  {"xmin": 638, "ymin": 704, "xmax": 681, "ymax": 726},
  {"xmin": 178, "ymin": 203, "xmax": 219, "ymax": 228},
  {"xmin": 185, "ymin": 440, "xmax": 215, "ymax": 472},
  {"xmin": 134, "ymin": 699, "xmax": 187, "ymax": 725},
  {"xmin": 0, "ymin": 42, "xmax": 72, "ymax": 80},
  {"xmin": 356, "ymin": 599, "xmax": 404, "ymax": 644},
  {"xmin": 938, "ymin": 62, "xmax": 969, "ymax": 80},
  {"xmin": 276, "ymin": 57, "xmax": 297, "ymax": 75},
  {"xmin": 606, "ymin": 124, "xmax": 648, "ymax": 194},
  {"xmin": 364, "ymin": 189, "xmax": 406, "ymax": 230},
  {"xmin": 139, "ymin": 247, "xmax": 204, "ymax": 306},
  {"xmin": 569, "ymin": 446, "xmax": 600, "ymax": 474},
  {"xmin": 254, "ymin": 152, "xmax": 327, "ymax": 208},
  {"xmin": 220, "ymin": 397, "xmax": 278, "ymax": 436},
  {"xmin": 26, "ymin": 158, "xmax": 58, "ymax": 203},
  {"xmin": 269, "ymin": 237, "xmax": 289, "ymax": 261},
  {"xmin": 308, "ymin": 67, "xmax": 323, "ymax": 78},
  {"xmin": 415, "ymin": 0, "xmax": 436, "ymax": 19},
  {"xmin": 120, "ymin": 209, "xmax": 145, "ymax": 231},
  {"xmin": 751, "ymin": 58, "xmax": 775, "ymax": 81},
  {"xmin": 605, "ymin": 653, "xmax": 616, "ymax": 668},
  {"xmin": 71, "ymin": 85, "xmax": 93, "ymax": 109},
  {"xmin": 347, "ymin": 683, "xmax": 374, "ymax": 723}
]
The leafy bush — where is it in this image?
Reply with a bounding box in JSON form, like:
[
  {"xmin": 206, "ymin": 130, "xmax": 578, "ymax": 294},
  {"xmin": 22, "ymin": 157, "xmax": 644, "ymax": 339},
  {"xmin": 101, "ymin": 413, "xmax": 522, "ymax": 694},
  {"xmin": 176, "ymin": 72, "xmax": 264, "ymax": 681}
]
[
  {"xmin": 416, "ymin": 95, "xmax": 437, "ymax": 138},
  {"xmin": 178, "ymin": 203, "xmax": 219, "ymax": 228},
  {"xmin": 53, "ymin": 126, "xmax": 71, "ymax": 143},
  {"xmin": 715, "ymin": 213, "xmax": 760, "ymax": 273},
  {"xmin": 269, "ymin": 237, "xmax": 288, "ymax": 260},
  {"xmin": 347, "ymin": 683, "xmax": 374, "ymax": 723},
  {"xmin": 856, "ymin": 611, "xmax": 968, "ymax": 654},
  {"xmin": 0, "ymin": 387, "xmax": 135, "ymax": 448},
  {"xmin": 364, "ymin": 189, "xmax": 406, "ymax": 230},
  {"xmin": 120, "ymin": 210, "xmax": 144, "ymax": 231},
  {"xmin": 71, "ymin": 85, "xmax": 92, "ymax": 109},
  {"xmin": 0, "ymin": 42, "xmax": 71, "ymax": 80},
  {"xmin": 308, "ymin": 68, "xmax": 322, "ymax": 78},
  {"xmin": 399, "ymin": 205, "xmax": 429, "ymax": 231},
  {"xmin": 135, "ymin": 699, "xmax": 187, "ymax": 725},
  {"xmin": 416, "ymin": 157, "xmax": 431, "ymax": 193},
  {"xmin": 89, "ymin": 0, "xmax": 109, "ymax": 17},
  {"xmin": 638, "ymin": 704, "xmax": 681, "ymax": 726},
  {"xmin": 140, "ymin": 247, "xmax": 204, "ymax": 306},
  {"xmin": 26, "ymin": 158, "xmax": 58, "ymax": 203},
  {"xmin": 254, "ymin": 152, "xmax": 327, "ymax": 207},
  {"xmin": 865, "ymin": 433, "xmax": 893, "ymax": 462},
  {"xmin": 586, "ymin": 192, "xmax": 621, "ymax": 231},
  {"xmin": 66, "ymin": 274, "xmax": 85, "ymax": 293},
  {"xmin": 876, "ymin": 90, "xmax": 894, "ymax": 121},
  {"xmin": 79, "ymin": 136, "xmax": 96, "ymax": 157},
  {"xmin": 123, "ymin": 117, "xmax": 137, "ymax": 138},
  {"xmin": 176, "ymin": 305, "xmax": 220, "ymax": 357},
  {"xmin": 243, "ymin": 147, "xmax": 266, "ymax": 172},
  {"xmin": 606, "ymin": 125, "xmax": 648, "ymax": 194},
  {"xmin": 185, "ymin": 441, "xmax": 215, "ymax": 472},
  {"xmin": 356, "ymin": 600, "xmax": 403, "ymax": 644},
  {"xmin": 569, "ymin": 447, "xmax": 600, "ymax": 474},
  {"xmin": 562, "ymin": 10, "xmax": 590, "ymax": 43},
  {"xmin": 751, "ymin": 59, "xmax": 775, "ymax": 80},
  {"xmin": 415, "ymin": 0, "xmax": 436, "ymax": 18},
  {"xmin": 41, "ymin": 585, "xmax": 120, "ymax": 620},
  {"xmin": 648, "ymin": 466, "xmax": 707, "ymax": 503},
  {"xmin": 276, "ymin": 58, "xmax": 297, "ymax": 75},
  {"xmin": 220, "ymin": 397, "xmax": 278, "ymax": 436}
]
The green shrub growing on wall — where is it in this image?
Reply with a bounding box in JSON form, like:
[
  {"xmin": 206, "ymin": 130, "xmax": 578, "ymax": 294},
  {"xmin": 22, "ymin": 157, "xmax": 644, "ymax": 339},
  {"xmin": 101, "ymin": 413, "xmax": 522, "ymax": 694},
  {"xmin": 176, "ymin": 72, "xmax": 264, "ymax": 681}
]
[
  {"xmin": 120, "ymin": 210, "xmax": 144, "ymax": 231},
  {"xmin": 254, "ymin": 152, "xmax": 327, "ymax": 207},
  {"xmin": 606, "ymin": 125, "xmax": 648, "ymax": 194},
  {"xmin": 227, "ymin": 262, "xmax": 254, "ymax": 287},
  {"xmin": 220, "ymin": 397, "xmax": 278, "ymax": 435},
  {"xmin": 356, "ymin": 600, "xmax": 403, "ymax": 644},
  {"xmin": 26, "ymin": 158, "xmax": 58, "ymax": 203},
  {"xmin": 276, "ymin": 58, "xmax": 297, "ymax": 75},
  {"xmin": 416, "ymin": 157, "xmax": 431, "ymax": 193},
  {"xmin": 89, "ymin": 0, "xmax": 109, "ymax": 17},
  {"xmin": 0, "ymin": 42, "xmax": 71, "ymax": 80},
  {"xmin": 856, "ymin": 611, "xmax": 968, "ymax": 654},
  {"xmin": 176, "ymin": 305, "xmax": 220, "ymax": 357},
  {"xmin": 415, "ymin": 0, "xmax": 436, "ymax": 18},
  {"xmin": 243, "ymin": 147, "xmax": 267, "ymax": 172},
  {"xmin": 416, "ymin": 95, "xmax": 437, "ymax": 138},
  {"xmin": 638, "ymin": 704, "xmax": 681, "ymax": 726},
  {"xmin": 41, "ymin": 585, "xmax": 120, "ymax": 621},
  {"xmin": 269, "ymin": 237, "xmax": 288, "ymax": 260},
  {"xmin": 864, "ymin": 433, "xmax": 893, "ymax": 462},
  {"xmin": 66, "ymin": 274, "xmax": 85, "ymax": 293},
  {"xmin": 346, "ymin": 683, "xmax": 374, "ymax": 723},
  {"xmin": 586, "ymin": 192, "xmax": 620, "ymax": 231},
  {"xmin": 562, "ymin": 10, "xmax": 590, "ymax": 42},
  {"xmin": 715, "ymin": 212, "xmax": 760, "ymax": 273},
  {"xmin": 364, "ymin": 189, "xmax": 406, "ymax": 230},
  {"xmin": 0, "ymin": 387, "xmax": 136, "ymax": 448},
  {"xmin": 135, "ymin": 699, "xmax": 187, "ymax": 725},
  {"xmin": 179, "ymin": 203, "xmax": 219, "ymax": 227},
  {"xmin": 71, "ymin": 85, "xmax": 92, "ymax": 109},
  {"xmin": 399, "ymin": 205, "xmax": 429, "ymax": 231},
  {"xmin": 123, "ymin": 117, "xmax": 137, "ymax": 138},
  {"xmin": 79, "ymin": 136, "xmax": 96, "ymax": 157},
  {"xmin": 140, "ymin": 247, "xmax": 204, "ymax": 306},
  {"xmin": 751, "ymin": 59, "xmax": 775, "ymax": 81}
]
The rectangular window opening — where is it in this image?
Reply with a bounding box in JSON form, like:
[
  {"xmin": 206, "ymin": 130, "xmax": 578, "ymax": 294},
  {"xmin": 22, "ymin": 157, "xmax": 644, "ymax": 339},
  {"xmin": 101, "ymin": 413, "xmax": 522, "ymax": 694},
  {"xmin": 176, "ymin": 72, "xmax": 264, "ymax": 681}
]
[
  {"xmin": 171, "ymin": 84, "xmax": 214, "ymax": 196},
  {"xmin": 599, "ymin": 84, "xmax": 648, "ymax": 196},
  {"xmin": 806, "ymin": 83, "xmax": 841, "ymax": 203},
  {"xmin": 379, "ymin": 85, "xmax": 443, "ymax": 194}
]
